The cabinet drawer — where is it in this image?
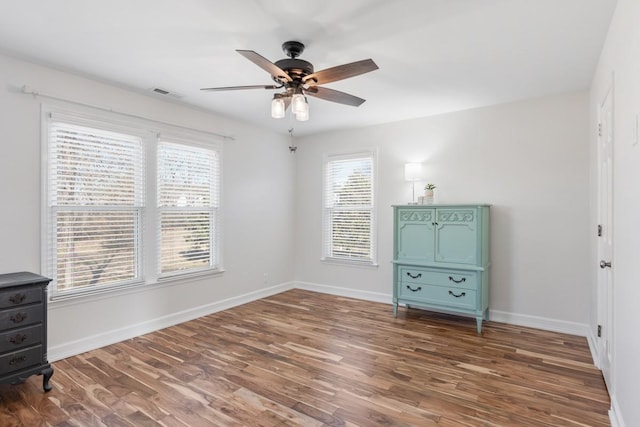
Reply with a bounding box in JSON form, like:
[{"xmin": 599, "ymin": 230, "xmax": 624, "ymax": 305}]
[
  {"xmin": 0, "ymin": 304, "xmax": 43, "ymax": 329},
  {"xmin": 0, "ymin": 325, "xmax": 43, "ymax": 354},
  {"xmin": 400, "ymin": 283, "xmax": 477, "ymax": 310},
  {"xmin": 0, "ymin": 287, "xmax": 42, "ymax": 309},
  {"xmin": 0, "ymin": 345, "xmax": 43, "ymax": 375},
  {"xmin": 399, "ymin": 267, "xmax": 478, "ymax": 290},
  {"xmin": 399, "ymin": 267, "xmax": 430, "ymax": 285}
]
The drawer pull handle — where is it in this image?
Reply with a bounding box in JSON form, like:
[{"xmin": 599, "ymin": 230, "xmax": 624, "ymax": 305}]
[
  {"xmin": 10, "ymin": 313, "xmax": 27, "ymax": 323},
  {"xmin": 448, "ymin": 290, "xmax": 466, "ymax": 298},
  {"xmin": 406, "ymin": 272, "xmax": 422, "ymax": 279},
  {"xmin": 448, "ymin": 276, "xmax": 466, "ymax": 284},
  {"xmin": 9, "ymin": 293, "xmax": 26, "ymax": 304},
  {"xmin": 9, "ymin": 355, "xmax": 27, "ymax": 366},
  {"xmin": 9, "ymin": 334, "xmax": 27, "ymax": 345},
  {"xmin": 406, "ymin": 285, "xmax": 422, "ymax": 292}
]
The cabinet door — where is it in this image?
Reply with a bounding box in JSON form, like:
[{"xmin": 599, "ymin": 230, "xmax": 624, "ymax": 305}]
[
  {"xmin": 397, "ymin": 209, "xmax": 435, "ymax": 263},
  {"xmin": 435, "ymin": 208, "xmax": 478, "ymax": 265}
]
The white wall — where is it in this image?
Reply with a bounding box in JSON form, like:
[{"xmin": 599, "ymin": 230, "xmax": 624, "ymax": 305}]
[
  {"xmin": 590, "ymin": 0, "xmax": 640, "ymax": 426},
  {"xmin": 294, "ymin": 91, "xmax": 591, "ymax": 333},
  {"xmin": 0, "ymin": 54, "xmax": 296, "ymax": 360}
]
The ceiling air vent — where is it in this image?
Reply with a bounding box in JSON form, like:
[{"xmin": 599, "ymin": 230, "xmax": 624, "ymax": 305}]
[{"xmin": 150, "ymin": 87, "xmax": 183, "ymax": 99}]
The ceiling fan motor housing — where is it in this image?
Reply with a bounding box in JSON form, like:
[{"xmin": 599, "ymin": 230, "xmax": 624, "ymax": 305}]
[
  {"xmin": 272, "ymin": 41, "xmax": 315, "ymax": 85},
  {"xmin": 273, "ymin": 58, "xmax": 314, "ymax": 84}
]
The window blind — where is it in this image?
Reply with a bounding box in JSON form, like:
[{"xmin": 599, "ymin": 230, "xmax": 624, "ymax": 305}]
[
  {"xmin": 47, "ymin": 121, "xmax": 145, "ymax": 293},
  {"xmin": 323, "ymin": 153, "xmax": 375, "ymax": 263},
  {"xmin": 157, "ymin": 141, "xmax": 220, "ymax": 275}
]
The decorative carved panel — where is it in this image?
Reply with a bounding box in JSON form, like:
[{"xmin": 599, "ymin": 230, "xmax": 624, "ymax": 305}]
[
  {"xmin": 399, "ymin": 210, "xmax": 433, "ymax": 222},
  {"xmin": 438, "ymin": 210, "xmax": 475, "ymax": 223}
]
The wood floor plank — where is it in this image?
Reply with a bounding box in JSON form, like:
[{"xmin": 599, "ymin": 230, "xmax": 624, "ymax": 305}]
[{"xmin": 0, "ymin": 289, "xmax": 609, "ymax": 426}]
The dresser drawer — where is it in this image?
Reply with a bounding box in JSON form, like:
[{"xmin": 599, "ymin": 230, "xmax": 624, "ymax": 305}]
[
  {"xmin": 0, "ymin": 345, "xmax": 43, "ymax": 375},
  {"xmin": 399, "ymin": 267, "xmax": 430, "ymax": 285},
  {"xmin": 399, "ymin": 267, "xmax": 478, "ymax": 291},
  {"xmin": 0, "ymin": 304, "xmax": 43, "ymax": 329},
  {"xmin": 0, "ymin": 325, "xmax": 43, "ymax": 354},
  {"xmin": 0, "ymin": 286, "xmax": 42, "ymax": 309},
  {"xmin": 399, "ymin": 283, "xmax": 477, "ymax": 310}
]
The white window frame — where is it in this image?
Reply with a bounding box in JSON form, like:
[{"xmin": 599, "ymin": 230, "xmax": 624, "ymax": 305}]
[
  {"xmin": 322, "ymin": 150, "xmax": 378, "ymax": 266},
  {"xmin": 156, "ymin": 136, "xmax": 221, "ymax": 278},
  {"xmin": 42, "ymin": 104, "xmax": 223, "ymax": 300}
]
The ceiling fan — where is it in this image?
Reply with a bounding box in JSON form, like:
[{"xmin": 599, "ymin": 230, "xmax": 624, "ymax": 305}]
[{"xmin": 201, "ymin": 41, "xmax": 378, "ymax": 121}]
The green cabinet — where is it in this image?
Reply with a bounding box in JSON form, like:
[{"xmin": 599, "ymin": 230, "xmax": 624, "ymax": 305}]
[{"xmin": 393, "ymin": 205, "xmax": 490, "ymax": 332}]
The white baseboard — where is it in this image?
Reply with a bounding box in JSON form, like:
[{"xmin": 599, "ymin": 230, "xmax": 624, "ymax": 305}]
[
  {"xmin": 609, "ymin": 394, "xmax": 625, "ymax": 427},
  {"xmin": 488, "ymin": 309, "xmax": 590, "ymax": 337},
  {"xmin": 48, "ymin": 281, "xmax": 295, "ymax": 361},
  {"xmin": 586, "ymin": 328, "xmax": 600, "ymax": 367},
  {"xmin": 294, "ymin": 281, "xmax": 392, "ymax": 304}
]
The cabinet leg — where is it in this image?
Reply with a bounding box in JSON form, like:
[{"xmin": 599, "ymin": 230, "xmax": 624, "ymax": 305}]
[
  {"xmin": 393, "ymin": 303, "xmax": 398, "ymax": 317},
  {"xmin": 41, "ymin": 366, "xmax": 54, "ymax": 392},
  {"xmin": 476, "ymin": 317, "xmax": 483, "ymax": 334}
]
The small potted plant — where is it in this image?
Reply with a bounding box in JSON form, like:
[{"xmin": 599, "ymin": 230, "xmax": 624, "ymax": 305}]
[{"xmin": 424, "ymin": 184, "xmax": 436, "ymax": 204}]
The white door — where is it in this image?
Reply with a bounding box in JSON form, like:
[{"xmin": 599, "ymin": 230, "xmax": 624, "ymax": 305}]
[{"xmin": 597, "ymin": 82, "xmax": 614, "ymax": 390}]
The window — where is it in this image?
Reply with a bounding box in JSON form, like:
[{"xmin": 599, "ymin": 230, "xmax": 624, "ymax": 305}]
[
  {"xmin": 322, "ymin": 151, "xmax": 376, "ymax": 264},
  {"xmin": 44, "ymin": 108, "xmax": 222, "ymax": 298},
  {"xmin": 158, "ymin": 141, "xmax": 220, "ymax": 275},
  {"xmin": 46, "ymin": 118, "xmax": 145, "ymax": 294}
]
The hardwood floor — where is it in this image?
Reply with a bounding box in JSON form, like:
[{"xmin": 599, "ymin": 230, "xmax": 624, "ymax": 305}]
[{"xmin": 0, "ymin": 289, "xmax": 610, "ymax": 426}]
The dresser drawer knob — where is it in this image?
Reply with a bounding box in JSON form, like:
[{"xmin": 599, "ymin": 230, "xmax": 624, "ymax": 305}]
[
  {"xmin": 9, "ymin": 333, "xmax": 28, "ymax": 345},
  {"xmin": 9, "ymin": 293, "xmax": 27, "ymax": 304},
  {"xmin": 10, "ymin": 313, "xmax": 27, "ymax": 323},
  {"xmin": 406, "ymin": 285, "xmax": 422, "ymax": 292},
  {"xmin": 448, "ymin": 276, "xmax": 466, "ymax": 284},
  {"xmin": 406, "ymin": 272, "xmax": 422, "ymax": 279},
  {"xmin": 448, "ymin": 290, "xmax": 466, "ymax": 298},
  {"xmin": 9, "ymin": 355, "xmax": 27, "ymax": 366}
]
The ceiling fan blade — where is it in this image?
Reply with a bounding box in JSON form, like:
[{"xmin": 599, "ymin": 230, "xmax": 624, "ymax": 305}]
[
  {"xmin": 236, "ymin": 50, "xmax": 292, "ymax": 82},
  {"xmin": 303, "ymin": 59, "xmax": 378, "ymax": 85},
  {"xmin": 304, "ymin": 86, "xmax": 366, "ymax": 107},
  {"xmin": 200, "ymin": 85, "xmax": 280, "ymax": 91}
]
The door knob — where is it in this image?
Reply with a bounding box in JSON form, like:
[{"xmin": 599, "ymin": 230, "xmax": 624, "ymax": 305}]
[{"xmin": 600, "ymin": 260, "xmax": 612, "ymax": 269}]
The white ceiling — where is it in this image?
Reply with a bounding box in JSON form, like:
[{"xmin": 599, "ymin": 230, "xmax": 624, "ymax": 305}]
[{"xmin": 0, "ymin": 0, "xmax": 617, "ymax": 136}]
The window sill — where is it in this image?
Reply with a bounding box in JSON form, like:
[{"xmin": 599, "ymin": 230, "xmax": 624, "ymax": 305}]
[
  {"xmin": 320, "ymin": 257, "xmax": 379, "ymax": 269},
  {"xmin": 48, "ymin": 268, "xmax": 225, "ymax": 309}
]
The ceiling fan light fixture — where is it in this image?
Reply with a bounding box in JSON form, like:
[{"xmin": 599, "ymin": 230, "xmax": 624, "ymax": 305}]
[
  {"xmin": 295, "ymin": 98, "xmax": 309, "ymax": 121},
  {"xmin": 271, "ymin": 95, "xmax": 285, "ymax": 119},
  {"xmin": 291, "ymin": 93, "xmax": 306, "ymax": 115}
]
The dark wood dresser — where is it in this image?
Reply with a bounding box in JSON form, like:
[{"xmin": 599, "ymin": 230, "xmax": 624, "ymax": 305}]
[{"xmin": 0, "ymin": 272, "xmax": 53, "ymax": 391}]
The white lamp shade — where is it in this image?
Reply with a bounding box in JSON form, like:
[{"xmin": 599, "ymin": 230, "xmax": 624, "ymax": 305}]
[
  {"xmin": 292, "ymin": 94, "xmax": 306, "ymax": 114},
  {"xmin": 271, "ymin": 97, "xmax": 285, "ymax": 118},
  {"xmin": 295, "ymin": 110, "xmax": 309, "ymax": 121},
  {"xmin": 404, "ymin": 163, "xmax": 423, "ymax": 181},
  {"xmin": 295, "ymin": 99, "xmax": 309, "ymax": 121}
]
